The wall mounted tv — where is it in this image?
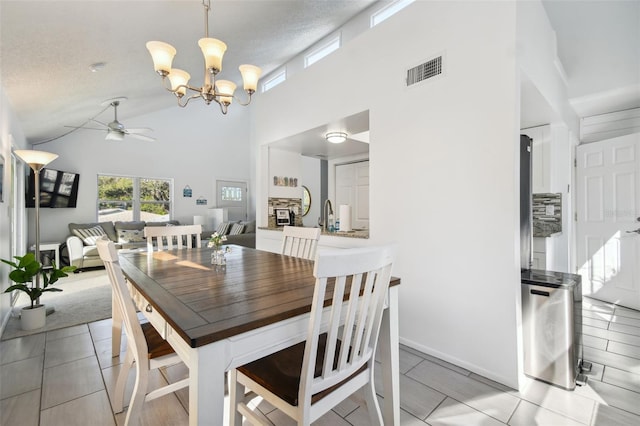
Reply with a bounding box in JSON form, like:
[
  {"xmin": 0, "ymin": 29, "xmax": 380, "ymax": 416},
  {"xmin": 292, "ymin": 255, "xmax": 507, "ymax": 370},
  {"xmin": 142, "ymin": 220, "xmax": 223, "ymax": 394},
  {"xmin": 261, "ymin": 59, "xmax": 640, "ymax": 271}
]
[{"xmin": 26, "ymin": 168, "xmax": 80, "ymax": 208}]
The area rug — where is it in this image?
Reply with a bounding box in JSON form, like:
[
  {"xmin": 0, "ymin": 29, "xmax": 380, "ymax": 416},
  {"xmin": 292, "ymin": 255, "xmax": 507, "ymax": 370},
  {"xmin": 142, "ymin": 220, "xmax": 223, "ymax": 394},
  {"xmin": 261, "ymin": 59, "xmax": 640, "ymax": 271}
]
[{"xmin": 1, "ymin": 269, "xmax": 112, "ymax": 340}]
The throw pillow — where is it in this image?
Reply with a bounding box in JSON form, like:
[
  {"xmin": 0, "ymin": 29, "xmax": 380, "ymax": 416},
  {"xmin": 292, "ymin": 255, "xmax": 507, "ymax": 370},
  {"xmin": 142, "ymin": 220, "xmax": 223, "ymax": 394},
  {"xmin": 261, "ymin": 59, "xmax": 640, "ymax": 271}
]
[
  {"xmin": 73, "ymin": 226, "xmax": 106, "ymax": 246},
  {"xmin": 229, "ymin": 223, "xmax": 245, "ymax": 235},
  {"xmin": 216, "ymin": 222, "xmax": 231, "ymax": 236},
  {"xmin": 118, "ymin": 229, "xmax": 145, "ymax": 243}
]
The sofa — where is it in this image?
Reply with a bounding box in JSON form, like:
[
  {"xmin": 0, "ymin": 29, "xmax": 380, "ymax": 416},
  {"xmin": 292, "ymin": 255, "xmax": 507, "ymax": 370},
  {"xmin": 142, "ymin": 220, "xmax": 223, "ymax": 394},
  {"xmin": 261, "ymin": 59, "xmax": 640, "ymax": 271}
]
[
  {"xmin": 210, "ymin": 220, "xmax": 256, "ymax": 249},
  {"xmin": 66, "ymin": 220, "xmax": 180, "ymax": 269},
  {"xmin": 66, "ymin": 219, "xmax": 256, "ymax": 270}
]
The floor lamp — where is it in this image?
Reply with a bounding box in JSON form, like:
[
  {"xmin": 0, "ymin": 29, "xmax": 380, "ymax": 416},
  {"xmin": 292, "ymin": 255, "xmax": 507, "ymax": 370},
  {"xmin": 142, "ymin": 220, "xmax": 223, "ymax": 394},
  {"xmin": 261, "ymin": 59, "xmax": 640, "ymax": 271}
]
[{"xmin": 14, "ymin": 150, "xmax": 59, "ymax": 307}]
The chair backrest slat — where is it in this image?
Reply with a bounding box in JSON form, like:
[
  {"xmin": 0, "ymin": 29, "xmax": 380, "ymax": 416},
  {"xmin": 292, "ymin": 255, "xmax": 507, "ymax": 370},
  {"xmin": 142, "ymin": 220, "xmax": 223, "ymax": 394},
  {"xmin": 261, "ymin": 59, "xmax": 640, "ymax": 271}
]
[
  {"xmin": 300, "ymin": 244, "xmax": 396, "ymax": 403},
  {"xmin": 281, "ymin": 226, "xmax": 321, "ymax": 260},
  {"xmin": 97, "ymin": 237, "xmax": 148, "ymax": 367},
  {"xmin": 144, "ymin": 224, "xmax": 202, "ymax": 252}
]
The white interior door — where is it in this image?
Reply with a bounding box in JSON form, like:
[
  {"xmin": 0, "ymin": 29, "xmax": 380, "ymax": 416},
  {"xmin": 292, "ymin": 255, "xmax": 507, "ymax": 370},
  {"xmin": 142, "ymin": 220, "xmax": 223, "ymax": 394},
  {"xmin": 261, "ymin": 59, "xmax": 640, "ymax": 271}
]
[
  {"xmin": 215, "ymin": 180, "xmax": 247, "ymax": 222},
  {"xmin": 335, "ymin": 161, "xmax": 369, "ymax": 230},
  {"xmin": 576, "ymin": 133, "xmax": 640, "ymax": 310}
]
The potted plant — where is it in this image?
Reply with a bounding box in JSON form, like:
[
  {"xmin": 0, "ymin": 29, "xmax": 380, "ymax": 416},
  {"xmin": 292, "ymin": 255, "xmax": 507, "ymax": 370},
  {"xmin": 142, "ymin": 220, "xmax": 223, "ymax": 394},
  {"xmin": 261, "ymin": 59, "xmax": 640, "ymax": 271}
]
[{"xmin": 2, "ymin": 252, "xmax": 76, "ymax": 330}]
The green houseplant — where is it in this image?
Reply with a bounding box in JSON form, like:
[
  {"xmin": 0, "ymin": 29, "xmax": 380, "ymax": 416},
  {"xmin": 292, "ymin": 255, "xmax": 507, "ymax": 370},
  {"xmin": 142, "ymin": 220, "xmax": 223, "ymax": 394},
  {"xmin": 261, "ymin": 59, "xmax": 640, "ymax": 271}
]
[{"xmin": 2, "ymin": 252, "xmax": 76, "ymax": 330}]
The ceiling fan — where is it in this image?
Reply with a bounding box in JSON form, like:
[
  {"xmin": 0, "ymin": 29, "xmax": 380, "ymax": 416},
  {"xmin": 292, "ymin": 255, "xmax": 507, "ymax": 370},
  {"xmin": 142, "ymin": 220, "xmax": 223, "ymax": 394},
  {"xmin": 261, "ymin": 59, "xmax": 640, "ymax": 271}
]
[{"xmin": 66, "ymin": 97, "xmax": 155, "ymax": 142}]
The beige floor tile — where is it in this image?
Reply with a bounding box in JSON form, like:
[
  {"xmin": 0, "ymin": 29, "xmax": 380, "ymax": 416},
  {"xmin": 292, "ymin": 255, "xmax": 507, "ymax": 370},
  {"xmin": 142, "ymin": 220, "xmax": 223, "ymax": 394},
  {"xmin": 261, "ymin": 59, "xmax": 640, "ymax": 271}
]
[
  {"xmin": 399, "ymin": 348, "xmax": 425, "ymax": 374},
  {"xmin": 114, "ymin": 391, "xmax": 189, "ymax": 426},
  {"xmin": 0, "ymin": 388, "xmax": 40, "ymax": 426},
  {"xmin": 584, "ymin": 346, "xmax": 640, "ymax": 374},
  {"xmin": 519, "ymin": 377, "xmax": 594, "ymax": 424},
  {"xmin": 425, "ymin": 397, "xmax": 505, "ymax": 426},
  {"xmin": 102, "ymin": 363, "xmax": 176, "ymax": 411},
  {"xmin": 591, "ymin": 402, "xmax": 640, "ymax": 425},
  {"xmin": 89, "ymin": 318, "xmax": 118, "ymax": 343},
  {"xmin": 43, "ymin": 332, "xmax": 96, "ymax": 368},
  {"xmin": 406, "ymin": 360, "xmax": 519, "ymax": 423},
  {"xmin": 606, "ymin": 341, "xmax": 640, "ymax": 360},
  {"xmin": 396, "ymin": 374, "xmax": 447, "ymax": 420},
  {"xmin": 345, "ymin": 395, "xmax": 427, "ymax": 426},
  {"xmin": 93, "ymin": 336, "xmax": 126, "ymax": 370},
  {"xmin": 509, "ymin": 399, "xmax": 587, "ymax": 425},
  {"xmin": 45, "ymin": 323, "xmax": 88, "ymax": 342},
  {"xmin": 41, "ymin": 355, "xmax": 104, "ymax": 409},
  {"xmin": 40, "ymin": 390, "xmax": 115, "ymax": 426},
  {"xmin": 0, "ymin": 333, "xmax": 45, "ymax": 365},
  {"xmin": 0, "ymin": 355, "xmax": 43, "ymax": 399},
  {"xmin": 579, "ymin": 379, "xmax": 640, "ymax": 417},
  {"xmin": 601, "ymin": 366, "xmax": 640, "ymax": 394},
  {"xmin": 267, "ymin": 405, "xmax": 351, "ymax": 425}
]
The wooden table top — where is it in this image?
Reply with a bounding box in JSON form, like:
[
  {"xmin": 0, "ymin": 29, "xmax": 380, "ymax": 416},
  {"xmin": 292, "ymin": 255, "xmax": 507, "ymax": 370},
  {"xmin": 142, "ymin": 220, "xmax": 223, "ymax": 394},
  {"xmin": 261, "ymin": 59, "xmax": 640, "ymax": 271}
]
[{"xmin": 118, "ymin": 245, "xmax": 400, "ymax": 348}]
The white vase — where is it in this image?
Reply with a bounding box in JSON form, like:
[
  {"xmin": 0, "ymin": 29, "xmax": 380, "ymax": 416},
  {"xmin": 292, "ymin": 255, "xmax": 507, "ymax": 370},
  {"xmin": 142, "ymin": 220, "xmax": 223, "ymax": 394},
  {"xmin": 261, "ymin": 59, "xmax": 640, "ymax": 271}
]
[{"xmin": 21, "ymin": 304, "xmax": 46, "ymax": 330}]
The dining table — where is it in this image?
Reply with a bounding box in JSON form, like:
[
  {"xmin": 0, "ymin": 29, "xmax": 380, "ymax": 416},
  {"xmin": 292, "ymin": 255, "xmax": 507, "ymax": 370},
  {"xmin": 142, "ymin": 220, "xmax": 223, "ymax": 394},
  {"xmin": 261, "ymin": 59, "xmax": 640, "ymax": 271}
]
[{"xmin": 114, "ymin": 245, "xmax": 401, "ymax": 426}]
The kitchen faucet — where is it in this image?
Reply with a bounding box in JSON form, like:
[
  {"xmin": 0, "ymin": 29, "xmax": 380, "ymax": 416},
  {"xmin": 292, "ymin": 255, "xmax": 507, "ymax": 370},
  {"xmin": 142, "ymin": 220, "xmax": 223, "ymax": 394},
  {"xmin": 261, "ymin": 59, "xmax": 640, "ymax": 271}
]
[{"xmin": 321, "ymin": 199, "xmax": 333, "ymax": 232}]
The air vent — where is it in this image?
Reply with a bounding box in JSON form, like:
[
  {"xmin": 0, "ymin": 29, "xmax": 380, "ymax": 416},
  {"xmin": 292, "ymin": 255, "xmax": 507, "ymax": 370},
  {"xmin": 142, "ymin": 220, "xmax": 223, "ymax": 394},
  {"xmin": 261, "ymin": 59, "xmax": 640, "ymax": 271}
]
[{"xmin": 406, "ymin": 55, "xmax": 442, "ymax": 86}]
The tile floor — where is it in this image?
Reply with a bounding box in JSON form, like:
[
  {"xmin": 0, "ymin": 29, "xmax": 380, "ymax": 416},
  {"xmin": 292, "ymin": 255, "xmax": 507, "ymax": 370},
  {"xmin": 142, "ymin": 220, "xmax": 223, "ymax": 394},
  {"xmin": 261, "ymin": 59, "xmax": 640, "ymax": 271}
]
[{"xmin": 1, "ymin": 296, "xmax": 639, "ymax": 425}]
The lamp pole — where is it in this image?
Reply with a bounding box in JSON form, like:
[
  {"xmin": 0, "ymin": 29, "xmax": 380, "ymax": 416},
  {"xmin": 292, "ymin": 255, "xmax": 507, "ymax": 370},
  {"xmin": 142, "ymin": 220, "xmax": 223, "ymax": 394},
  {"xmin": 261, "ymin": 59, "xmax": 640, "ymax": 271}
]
[{"xmin": 14, "ymin": 150, "xmax": 59, "ymax": 306}]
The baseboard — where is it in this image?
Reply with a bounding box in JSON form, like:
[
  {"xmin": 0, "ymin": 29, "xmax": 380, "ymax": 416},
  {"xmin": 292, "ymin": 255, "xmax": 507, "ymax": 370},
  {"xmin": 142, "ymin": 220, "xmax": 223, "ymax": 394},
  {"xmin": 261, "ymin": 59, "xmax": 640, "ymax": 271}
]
[{"xmin": 399, "ymin": 336, "xmax": 519, "ymax": 390}]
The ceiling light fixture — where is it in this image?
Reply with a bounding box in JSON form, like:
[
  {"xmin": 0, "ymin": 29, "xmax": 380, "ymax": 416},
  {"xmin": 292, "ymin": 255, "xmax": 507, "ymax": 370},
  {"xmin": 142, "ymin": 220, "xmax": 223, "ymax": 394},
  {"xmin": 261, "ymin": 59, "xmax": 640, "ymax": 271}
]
[
  {"xmin": 325, "ymin": 132, "xmax": 348, "ymax": 144},
  {"xmin": 146, "ymin": 0, "xmax": 262, "ymax": 115}
]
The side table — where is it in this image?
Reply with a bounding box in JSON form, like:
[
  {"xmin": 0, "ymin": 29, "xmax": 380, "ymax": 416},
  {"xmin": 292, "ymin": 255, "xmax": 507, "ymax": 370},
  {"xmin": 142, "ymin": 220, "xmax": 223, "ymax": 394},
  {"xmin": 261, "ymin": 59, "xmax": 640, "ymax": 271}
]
[{"xmin": 30, "ymin": 242, "xmax": 61, "ymax": 268}]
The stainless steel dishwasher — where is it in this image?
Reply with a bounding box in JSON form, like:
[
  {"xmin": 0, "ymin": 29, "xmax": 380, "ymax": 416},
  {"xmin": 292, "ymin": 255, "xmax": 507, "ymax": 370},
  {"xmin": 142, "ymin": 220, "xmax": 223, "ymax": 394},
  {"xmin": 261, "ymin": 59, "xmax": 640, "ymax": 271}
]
[{"xmin": 521, "ymin": 269, "xmax": 586, "ymax": 390}]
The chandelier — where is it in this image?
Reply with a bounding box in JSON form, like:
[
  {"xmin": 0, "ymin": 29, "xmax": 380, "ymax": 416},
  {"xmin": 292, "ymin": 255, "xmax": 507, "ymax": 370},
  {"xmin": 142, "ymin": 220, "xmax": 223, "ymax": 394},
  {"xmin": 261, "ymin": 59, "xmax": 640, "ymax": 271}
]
[{"xmin": 146, "ymin": 0, "xmax": 262, "ymax": 114}]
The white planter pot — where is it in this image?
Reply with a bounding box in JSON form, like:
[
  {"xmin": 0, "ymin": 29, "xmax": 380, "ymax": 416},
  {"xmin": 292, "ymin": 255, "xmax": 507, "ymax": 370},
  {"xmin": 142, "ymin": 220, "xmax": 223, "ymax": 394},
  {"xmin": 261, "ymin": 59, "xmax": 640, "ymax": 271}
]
[{"xmin": 21, "ymin": 304, "xmax": 46, "ymax": 330}]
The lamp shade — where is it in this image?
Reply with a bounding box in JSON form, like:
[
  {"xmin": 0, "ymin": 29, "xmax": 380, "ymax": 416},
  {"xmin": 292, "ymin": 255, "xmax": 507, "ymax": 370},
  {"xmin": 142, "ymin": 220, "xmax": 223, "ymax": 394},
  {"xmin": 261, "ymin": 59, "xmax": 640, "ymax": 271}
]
[
  {"xmin": 215, "ymin": 80, "xmax": 236, "ymax": 105},
  {"xmin": 198, "ymin": 38, "xmax": 227, "ymax": 73},
  {"xmin": 325, "ymin": 132, "xmax": 348, "ymax": 144},
  {"xmin": 146, "ymin": 41, "xmax": 177, "ymax": 76},
  {"xmin": 239, "ymin": 64, "xmax": 262, "ymax": 93},
  {"xmin": 168, "ymin": 69, "xmax": 191, "ymax": 96},
  {"xmin": 14, "ymin": 150, "xmax": 58, "ymax": 171}
]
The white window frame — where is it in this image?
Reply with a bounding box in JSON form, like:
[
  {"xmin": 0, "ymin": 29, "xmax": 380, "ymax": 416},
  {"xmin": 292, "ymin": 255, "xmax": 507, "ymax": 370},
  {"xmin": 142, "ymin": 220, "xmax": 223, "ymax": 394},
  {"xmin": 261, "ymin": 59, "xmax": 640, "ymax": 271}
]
[
  {"xmin": 371, "ymin": 0, "xmax": 415, "ymax": 27},
  {"xmin": 97, "ymin": 174, "xmax": 174, "ymax": 222},
  {"xmin": 304, "ymin": 34, "xmax": 341, "ymax": 68},
  {"xmin": 262, "ymin": 68, "xmax": 287, "ymax": 93}
]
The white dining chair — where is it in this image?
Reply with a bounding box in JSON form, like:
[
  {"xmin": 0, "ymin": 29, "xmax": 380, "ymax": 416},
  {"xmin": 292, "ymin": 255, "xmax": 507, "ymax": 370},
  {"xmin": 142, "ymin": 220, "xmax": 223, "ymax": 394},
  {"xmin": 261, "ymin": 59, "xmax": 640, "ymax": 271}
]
[
  {"xmin": 143, "ymin": 224, "xmax": 202, "ymax": 252},
  {"xmin": 97, "ymin": 237, "xmax": 189, "ymax": 426},
  {"xmin": 229, "ymin": 244, "xmax": 396, "ymax": 426},
  {"xmin": 281, "ymin": 226, "xmax": 321, "ymax": 260}
]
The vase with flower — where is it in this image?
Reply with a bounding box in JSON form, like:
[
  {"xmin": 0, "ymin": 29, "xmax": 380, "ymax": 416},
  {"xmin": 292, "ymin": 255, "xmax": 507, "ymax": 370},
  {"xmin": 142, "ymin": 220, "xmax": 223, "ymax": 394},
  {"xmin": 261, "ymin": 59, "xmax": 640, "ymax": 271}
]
[{"xmin": 208, "ymin": 232, "xmax": 228, "ymax": 266}]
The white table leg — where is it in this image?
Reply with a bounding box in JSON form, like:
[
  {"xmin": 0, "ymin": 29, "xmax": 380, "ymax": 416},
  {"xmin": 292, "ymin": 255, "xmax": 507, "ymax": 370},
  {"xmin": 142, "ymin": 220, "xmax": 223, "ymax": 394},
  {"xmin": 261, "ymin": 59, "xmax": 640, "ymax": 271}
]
[
  {"xmin": 111, "ymin": 291, "xmax": 122, "ymax": 357},
  {"xmin": 379, "ymin": 286, "xmax": 400, "ymax": 425},
  {"xmin": 188, "ymin": 342, "xmax": 226, "ymax": 426}
]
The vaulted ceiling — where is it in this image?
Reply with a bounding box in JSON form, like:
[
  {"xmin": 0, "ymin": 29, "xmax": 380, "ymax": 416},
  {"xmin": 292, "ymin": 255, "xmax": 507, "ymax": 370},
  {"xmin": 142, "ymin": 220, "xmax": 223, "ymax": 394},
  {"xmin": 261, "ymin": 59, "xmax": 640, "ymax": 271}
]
[{"xmin": 1, "ymin": 1, "xmax": 638, "ymax": 144}]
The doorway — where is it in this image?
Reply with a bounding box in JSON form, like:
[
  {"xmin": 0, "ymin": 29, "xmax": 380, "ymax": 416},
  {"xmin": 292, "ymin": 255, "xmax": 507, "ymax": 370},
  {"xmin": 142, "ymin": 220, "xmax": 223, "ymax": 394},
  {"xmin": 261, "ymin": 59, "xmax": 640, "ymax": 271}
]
[
  {"xmin": 215, "ymin": 180, "xmax": 248, "ymax": 222},
  {"xmin": 576, "ymin": 133, "xmax": 640, "ymax": 310}
]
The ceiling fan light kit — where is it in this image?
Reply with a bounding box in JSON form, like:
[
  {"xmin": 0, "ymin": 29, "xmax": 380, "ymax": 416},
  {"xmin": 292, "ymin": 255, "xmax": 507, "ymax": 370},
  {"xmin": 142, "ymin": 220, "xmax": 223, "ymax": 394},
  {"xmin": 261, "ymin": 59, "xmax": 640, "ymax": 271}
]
[{"xmin": 146, "ymin": 0, "xmax": 262, "ymax": 114}]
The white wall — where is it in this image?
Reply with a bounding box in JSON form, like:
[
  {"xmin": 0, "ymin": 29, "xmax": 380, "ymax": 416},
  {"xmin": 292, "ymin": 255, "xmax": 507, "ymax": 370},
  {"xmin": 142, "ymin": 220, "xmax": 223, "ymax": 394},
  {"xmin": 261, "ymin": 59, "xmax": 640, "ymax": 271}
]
[
  {"xmin": 301, "ymin": 156, "xmax": 321, "ymax": 227},
  {"xmin": 28, "ymin": 102, "xmax": 252, "ymax": 245},
  {"xmin": 253, "ymin": 1, "xmax": 523, "ymax": 387},
  {"xmin": 0, "ymin": 85, "xmax": 29, "ymax": 334}
]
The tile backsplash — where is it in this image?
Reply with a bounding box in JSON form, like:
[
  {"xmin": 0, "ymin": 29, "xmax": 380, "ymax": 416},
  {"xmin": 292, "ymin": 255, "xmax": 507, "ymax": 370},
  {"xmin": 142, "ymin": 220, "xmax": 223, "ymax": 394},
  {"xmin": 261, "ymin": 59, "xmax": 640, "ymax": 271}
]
[
  {"xmin": 533, "ymin": 193, "xmax": 562, "ymax": 237},
  {"xmin": 267, "ymin": 197, "xmax": 303, "ymax": 228}
]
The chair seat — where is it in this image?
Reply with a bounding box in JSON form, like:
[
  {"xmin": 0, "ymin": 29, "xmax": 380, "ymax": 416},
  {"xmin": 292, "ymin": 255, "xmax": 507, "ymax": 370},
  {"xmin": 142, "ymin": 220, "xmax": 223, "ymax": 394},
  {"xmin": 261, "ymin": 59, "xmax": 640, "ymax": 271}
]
[
  {"xmin": 141, "ymin": 322, "xmax": 175, "ymax": 359},
  {"xmin": 237, "ymin": 333, "xmax": 366, "ymax": 406}
]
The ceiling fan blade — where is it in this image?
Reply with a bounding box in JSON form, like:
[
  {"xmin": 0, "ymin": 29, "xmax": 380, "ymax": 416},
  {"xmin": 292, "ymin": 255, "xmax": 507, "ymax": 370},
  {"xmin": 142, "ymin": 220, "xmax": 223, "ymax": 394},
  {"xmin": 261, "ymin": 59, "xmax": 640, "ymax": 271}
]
[
  {"xmin": 128, "ymin": 133, "xmax": 156, "ymax": 142},
  {"xmin": 124, "ymin": 127, "xmax": 153, "ymax": 133},
  {"xmin": 90, "ymin": 118, "xmax": 109, "ymax": 128}
]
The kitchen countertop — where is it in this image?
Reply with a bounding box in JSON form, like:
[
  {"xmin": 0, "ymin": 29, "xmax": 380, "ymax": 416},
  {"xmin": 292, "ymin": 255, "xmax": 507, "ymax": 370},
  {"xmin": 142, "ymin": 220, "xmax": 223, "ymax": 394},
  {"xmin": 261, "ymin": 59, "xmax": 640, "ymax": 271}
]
[{"xmin": 258, "ymin": 226, "xmax": 369, "ymax": 239}]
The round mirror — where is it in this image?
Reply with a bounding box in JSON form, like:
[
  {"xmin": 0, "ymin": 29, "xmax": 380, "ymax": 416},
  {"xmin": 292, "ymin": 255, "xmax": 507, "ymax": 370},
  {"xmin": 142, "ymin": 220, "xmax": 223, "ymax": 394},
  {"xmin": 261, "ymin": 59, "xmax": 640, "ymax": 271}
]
[{"xmin": 302, "ymin": 186, "xmax": 311, "ymax": 217}]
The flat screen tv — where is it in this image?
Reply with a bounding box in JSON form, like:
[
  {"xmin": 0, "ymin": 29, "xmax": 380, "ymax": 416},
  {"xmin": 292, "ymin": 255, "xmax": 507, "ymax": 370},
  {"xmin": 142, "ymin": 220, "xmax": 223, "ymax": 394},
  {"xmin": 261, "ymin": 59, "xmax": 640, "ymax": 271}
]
[{"xmin": 26, "ymin": 168, "xmax": 80, "ymax": 208}]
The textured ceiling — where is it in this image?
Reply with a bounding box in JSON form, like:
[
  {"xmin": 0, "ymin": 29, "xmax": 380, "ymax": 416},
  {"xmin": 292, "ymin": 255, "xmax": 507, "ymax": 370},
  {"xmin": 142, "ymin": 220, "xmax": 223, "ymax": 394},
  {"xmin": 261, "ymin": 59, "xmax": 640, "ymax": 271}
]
[
  {"xmin": 1, "ymin": 1, "xmax": 638, "ymax": 144},
  {"xmin": 0, "ymin": 0, "xmax": 378, "ymax": 143}
]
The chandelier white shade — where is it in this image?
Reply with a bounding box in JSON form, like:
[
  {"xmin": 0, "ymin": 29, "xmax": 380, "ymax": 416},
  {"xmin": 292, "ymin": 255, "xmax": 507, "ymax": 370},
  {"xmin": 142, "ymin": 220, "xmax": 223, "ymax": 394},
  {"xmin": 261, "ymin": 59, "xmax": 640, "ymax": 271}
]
[
  {"xmin": 146, "ymin": 0, "xmax": 261, "ymax": 115},
  {"xmin": 325, "ymin": 132, "xmax": 348, "ymax": 144},
  {"xmin": 14, "ymin": 150, "xmax": 58, "ymax": 171}
]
